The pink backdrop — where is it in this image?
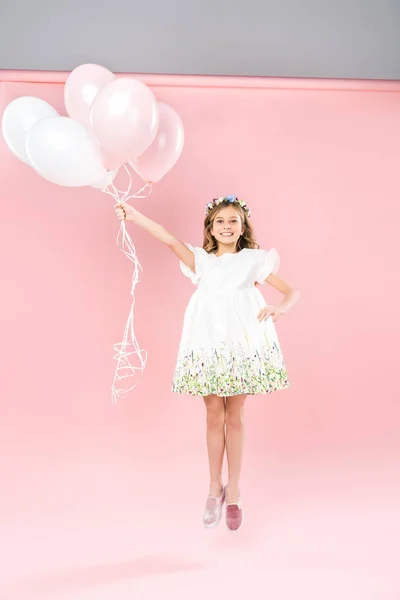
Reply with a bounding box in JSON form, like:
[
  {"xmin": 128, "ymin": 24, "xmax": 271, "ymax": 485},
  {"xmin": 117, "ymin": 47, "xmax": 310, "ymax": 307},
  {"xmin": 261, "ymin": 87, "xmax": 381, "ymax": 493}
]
[{"xmin": 1, "ymin": 72, "xmax": 399, "ymax": 599}]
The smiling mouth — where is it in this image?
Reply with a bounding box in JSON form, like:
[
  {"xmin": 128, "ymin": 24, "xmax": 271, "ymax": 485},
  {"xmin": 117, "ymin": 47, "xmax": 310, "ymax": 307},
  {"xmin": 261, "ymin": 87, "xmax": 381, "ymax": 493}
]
[{"xmin": 220, "ymin": 233, "xmax": 234, "ymax": 237}]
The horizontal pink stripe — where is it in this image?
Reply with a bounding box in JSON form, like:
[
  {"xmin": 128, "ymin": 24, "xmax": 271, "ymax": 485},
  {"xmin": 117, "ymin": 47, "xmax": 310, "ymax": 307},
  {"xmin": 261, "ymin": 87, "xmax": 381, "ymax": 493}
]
[{"xmin": 1, "ymin": 69, "xmax": 400, "ymax": 92}]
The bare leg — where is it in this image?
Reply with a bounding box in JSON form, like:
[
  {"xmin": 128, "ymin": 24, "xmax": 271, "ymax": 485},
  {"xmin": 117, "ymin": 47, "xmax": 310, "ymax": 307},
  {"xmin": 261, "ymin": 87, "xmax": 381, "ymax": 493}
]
[
  {"xmin": 225, "ymin": 394, "xmax": 247, "ymax": 503},
  {"xmin": 203, "ymin": 394, "xmax": 226, "ymax": 497}
]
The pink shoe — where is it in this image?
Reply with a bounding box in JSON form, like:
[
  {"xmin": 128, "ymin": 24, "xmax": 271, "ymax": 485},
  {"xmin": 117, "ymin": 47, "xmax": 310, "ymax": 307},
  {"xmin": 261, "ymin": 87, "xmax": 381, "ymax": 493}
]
[
  {"xmin": 203, "ymin": 486, "xmax": 226, "ymax": 529},
  {"xmin": 226, "ymin": 494, "xmax": 243, "ymax": 531}
]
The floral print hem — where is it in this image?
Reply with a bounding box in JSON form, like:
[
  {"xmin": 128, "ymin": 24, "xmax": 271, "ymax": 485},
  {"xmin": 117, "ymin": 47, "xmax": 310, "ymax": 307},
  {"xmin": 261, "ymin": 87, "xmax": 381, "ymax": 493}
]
[{"xmin": 172, "ymin": 343, "xmax": 290, "ymax": 397}]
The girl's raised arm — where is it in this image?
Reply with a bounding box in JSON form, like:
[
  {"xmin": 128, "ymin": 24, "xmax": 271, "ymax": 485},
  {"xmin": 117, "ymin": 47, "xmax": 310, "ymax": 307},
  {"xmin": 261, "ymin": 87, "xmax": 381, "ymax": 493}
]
[{"xmin": 115, "ymin": 202, "xmax": 195, "ymax": 272}]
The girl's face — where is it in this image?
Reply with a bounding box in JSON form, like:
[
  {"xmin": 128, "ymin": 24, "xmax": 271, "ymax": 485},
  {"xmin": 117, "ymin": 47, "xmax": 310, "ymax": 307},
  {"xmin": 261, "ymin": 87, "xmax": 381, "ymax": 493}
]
[{"xmin": 210, "ymin": 206, "xmax": 244, "ymax": 249}]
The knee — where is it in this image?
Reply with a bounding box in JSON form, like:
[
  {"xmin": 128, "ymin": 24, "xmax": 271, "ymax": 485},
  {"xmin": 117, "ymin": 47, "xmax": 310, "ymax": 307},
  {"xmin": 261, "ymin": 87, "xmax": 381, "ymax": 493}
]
[
  {"xmin": 206, "ymin": 405, "xmax": 226, "ymax": 429},
  {"xmin": 226, "ymin": 406, "xmax": 244, "ymax": 431}
]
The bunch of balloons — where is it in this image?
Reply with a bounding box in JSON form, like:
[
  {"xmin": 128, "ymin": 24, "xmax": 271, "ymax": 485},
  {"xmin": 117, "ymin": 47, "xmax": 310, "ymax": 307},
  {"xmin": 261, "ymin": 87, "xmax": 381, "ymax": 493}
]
[
  {"xmin": 2, "ymin": 63, "xmax": 184, "ymax": 188},
  {"xmin": 2, "ymin": 64, "xmax": 185, "ymax": 403}
]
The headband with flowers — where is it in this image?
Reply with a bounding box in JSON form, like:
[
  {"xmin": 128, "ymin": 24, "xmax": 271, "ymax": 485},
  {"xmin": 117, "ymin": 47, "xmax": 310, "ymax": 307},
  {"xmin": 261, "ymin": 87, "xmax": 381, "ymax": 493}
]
[{"xmin": 205, "ymin": 195, "xmax": 251, "ymax": 218}]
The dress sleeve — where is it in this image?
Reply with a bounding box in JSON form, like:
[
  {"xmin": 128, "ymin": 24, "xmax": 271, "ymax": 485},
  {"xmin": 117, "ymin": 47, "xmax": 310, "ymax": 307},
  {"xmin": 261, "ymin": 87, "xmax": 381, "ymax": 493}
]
[
  {"xmin": 256, "ymin": 248, "xmax": 280, "ymax": 284},
  {"xmin": 179, "ymin": 244, "xmax": 205, "ymax": 285}
]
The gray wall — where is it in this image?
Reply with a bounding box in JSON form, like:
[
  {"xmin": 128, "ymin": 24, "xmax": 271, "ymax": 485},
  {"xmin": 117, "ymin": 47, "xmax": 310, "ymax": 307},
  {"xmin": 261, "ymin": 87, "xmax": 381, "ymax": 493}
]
[{"xmin": 1, "ymin": 0, "xmax": 400, "ymax": 79}]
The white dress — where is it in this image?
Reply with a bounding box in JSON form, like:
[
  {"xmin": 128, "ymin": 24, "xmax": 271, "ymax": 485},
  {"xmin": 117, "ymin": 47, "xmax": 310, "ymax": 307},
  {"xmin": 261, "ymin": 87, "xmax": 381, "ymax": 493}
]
[{"xmin": 172, "ymin": 245, "xmax": 290, "ymax": 397}]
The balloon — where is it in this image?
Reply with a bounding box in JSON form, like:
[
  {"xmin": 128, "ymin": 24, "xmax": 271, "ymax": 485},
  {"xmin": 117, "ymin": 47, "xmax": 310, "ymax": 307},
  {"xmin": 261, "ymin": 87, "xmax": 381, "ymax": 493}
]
[
  {"xmin": 90, "ymin": 77, "xmax": 159, "ymax": 164},
  {"xmin": 129, "ymin": 102, "xmax": 184, "ymax": 183},
  {"xmin": 26, "ymin": 116, "xmax": 108, "ymax": 187},
  {"xmin": 64, "ymin": 63, "xmax": 116, "ymax": 129},
  {"xmin": 2, "ymin": 96, "xmax": 59, "ymax": 165}
]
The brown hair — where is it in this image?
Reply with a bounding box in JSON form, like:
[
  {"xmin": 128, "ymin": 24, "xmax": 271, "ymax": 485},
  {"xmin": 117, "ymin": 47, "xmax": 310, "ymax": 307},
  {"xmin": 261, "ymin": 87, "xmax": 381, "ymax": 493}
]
[{"xmin": 203, "ymin": 200, "xmax": 260, "ymax": 254}]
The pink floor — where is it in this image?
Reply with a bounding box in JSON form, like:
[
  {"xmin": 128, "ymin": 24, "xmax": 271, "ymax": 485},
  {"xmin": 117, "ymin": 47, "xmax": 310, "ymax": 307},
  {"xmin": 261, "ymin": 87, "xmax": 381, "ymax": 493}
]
[{"xmin": 2, "ymin": 440, "xmax": 399, "ymax": 600}]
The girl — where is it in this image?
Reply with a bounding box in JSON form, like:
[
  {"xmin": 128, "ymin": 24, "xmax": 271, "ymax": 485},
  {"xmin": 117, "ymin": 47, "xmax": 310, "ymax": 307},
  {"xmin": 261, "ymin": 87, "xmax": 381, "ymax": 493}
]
[{"xmin": 115, "ymin": 195, "xmax": 300, "ymax": 531}]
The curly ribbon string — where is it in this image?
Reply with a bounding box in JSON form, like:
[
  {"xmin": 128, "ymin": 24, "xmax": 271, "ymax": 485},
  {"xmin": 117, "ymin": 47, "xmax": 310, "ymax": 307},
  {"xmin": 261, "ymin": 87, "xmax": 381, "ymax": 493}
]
[{"xmin": 94, "ymin": 165, "xmax": 152, "ymax": 403}]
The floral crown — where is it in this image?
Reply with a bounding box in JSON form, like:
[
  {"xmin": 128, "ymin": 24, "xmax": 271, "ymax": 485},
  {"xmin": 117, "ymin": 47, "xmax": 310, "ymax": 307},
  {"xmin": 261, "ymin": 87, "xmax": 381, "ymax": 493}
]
[{"xmin": 205, "ymin": 195, "xmax": 251, "ymax": 218}]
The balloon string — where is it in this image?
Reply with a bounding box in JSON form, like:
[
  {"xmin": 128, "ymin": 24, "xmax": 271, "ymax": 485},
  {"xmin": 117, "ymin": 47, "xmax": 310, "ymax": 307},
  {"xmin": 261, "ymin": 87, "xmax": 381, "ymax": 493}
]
[
  {"xmin": 111, "ymin": 218, "xmax": 147, "ymax": 403},
  {"xmin": 92, "ymin": 164, "xmax": 152, "ymax": 403},
  {"xmin": 101, "ymin": 165, "xmax": 152, "ymax": 203}
]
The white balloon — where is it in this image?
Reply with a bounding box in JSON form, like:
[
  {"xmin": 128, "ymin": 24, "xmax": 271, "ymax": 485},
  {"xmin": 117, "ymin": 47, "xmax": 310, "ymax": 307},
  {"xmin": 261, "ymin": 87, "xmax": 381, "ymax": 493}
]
[
  {"xmin": 2, "ymin": 96, "xmax": 59, "ymax": 165},
  {"xmin": 26, "ymin": 116, "xmax": 108, "ymax": 187}
]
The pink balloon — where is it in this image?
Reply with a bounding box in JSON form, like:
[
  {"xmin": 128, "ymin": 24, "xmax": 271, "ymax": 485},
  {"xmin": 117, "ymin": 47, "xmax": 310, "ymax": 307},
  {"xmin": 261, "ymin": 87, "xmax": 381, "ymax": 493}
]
[
  {"xmin": 129, "ymin": 102, "xmax": 184, "ymax": 183},
  {"xmin": 64, "ymin": 64, "xmax": 116, "ymax": 129},
  {"xmin": 90, "ymin": 78, "xmax": 159, "ymax": 165}
]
